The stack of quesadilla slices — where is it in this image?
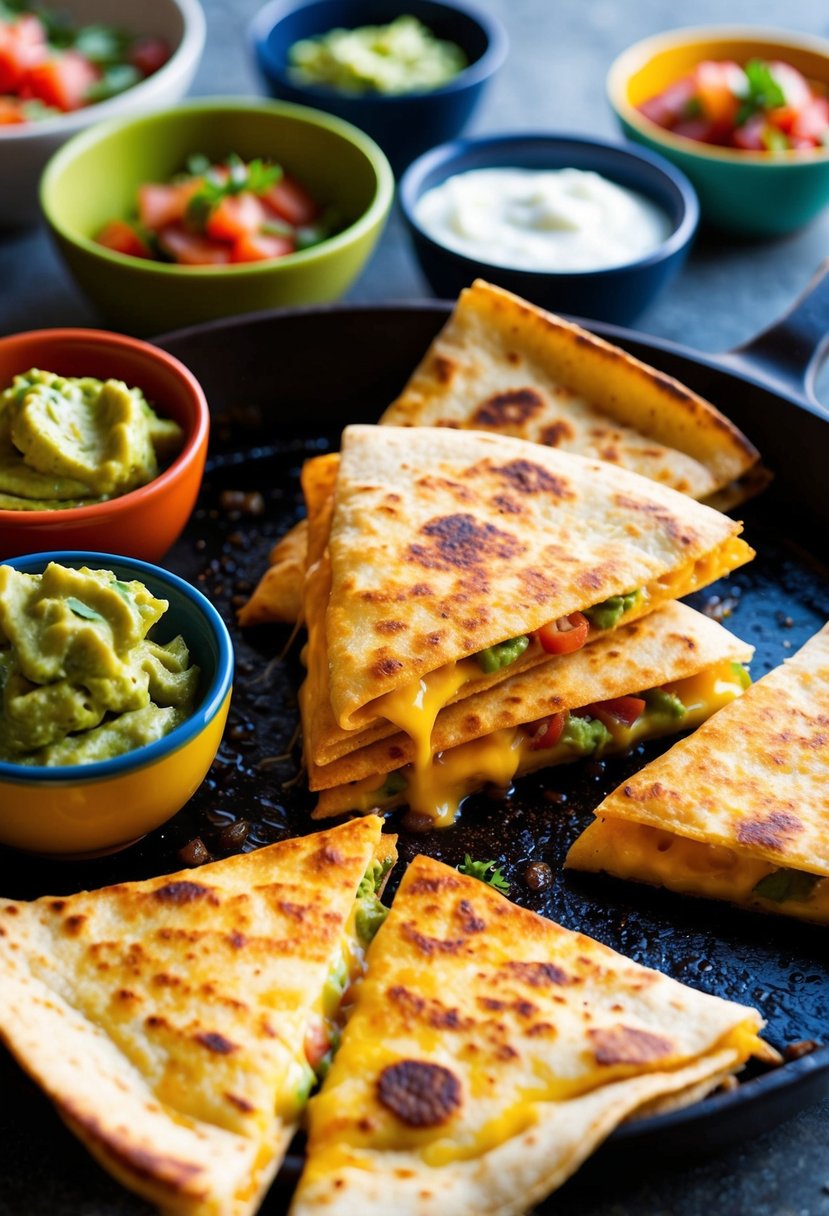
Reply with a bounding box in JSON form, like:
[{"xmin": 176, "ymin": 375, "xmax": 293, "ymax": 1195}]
[
  {"xmin": 290, "ymin": 855, "xmax": 778, "ymax": 1216},
  {"xmin": 567, "ymin": 622, "xmax": 829, "ymax": 925},
  {"xmin": 240, "ymin": 280, "xmax": 763, "ymax": 627},
  {"xmin": 300, "ymin": 423, "xmax": 755, "ymax": 826},
  {"xmin": 0, "ymin": 816, "xmax": 394, "ymax": 1216}
]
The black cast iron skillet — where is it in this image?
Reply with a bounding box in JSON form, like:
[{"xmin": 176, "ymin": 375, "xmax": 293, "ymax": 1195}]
[{"xmin": 0, "ymin": 266, "xmax": 828, "ymax": 1216}]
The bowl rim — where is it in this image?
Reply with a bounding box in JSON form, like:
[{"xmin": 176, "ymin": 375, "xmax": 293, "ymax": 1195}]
[
  {"xmin": 607, "ymin": 23, "xmax": 829, "ymax": 166},
  {"xmin": 0, "ymin": 328, "xmax": 209, "ymax": 525},
  {"xmin": 248, "ymin": 0, "xmax": 509, "ymax": 101},
  {"xmin": 0, "ymin": 550, "xmax": 234, "ymax": 783},
  {"xmin": 39, "ymin": 95, "xmax": 395, "ymax": 276},
  {"xmin": 398, "ymin": 131, "xmax": 700, "ymax": 280},
  {"xmin": 0, "ymin": 0, "xmax": 207, "ymax": 142}
]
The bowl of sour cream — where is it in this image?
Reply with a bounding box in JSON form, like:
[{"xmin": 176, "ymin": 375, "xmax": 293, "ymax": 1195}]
[{"xmin": 399, "ymin": 132, "xmax": 699, "ymax": 324}]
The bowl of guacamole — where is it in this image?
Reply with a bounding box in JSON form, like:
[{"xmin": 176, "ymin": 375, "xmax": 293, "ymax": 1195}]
[
  {"xmin": 0, "ymin": 327, "xmax": 209, "ymax": 561},
  {"xmin": 250, "ymin": 0, "xmax": 508, "ymax": 174},
  {"xmin": 0, "ymin": 552, "xmax": 233, "ymax": 858}
]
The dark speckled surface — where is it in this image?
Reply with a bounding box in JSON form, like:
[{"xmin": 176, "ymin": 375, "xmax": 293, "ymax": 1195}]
[{"xmin": 1, "ymin": 0, "xmax": 828, "ymax": 1211}]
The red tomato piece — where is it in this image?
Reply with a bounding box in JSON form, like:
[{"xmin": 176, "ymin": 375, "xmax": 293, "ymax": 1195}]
[
  {"xmin": 0, "ymin": 97, "xmax": 26, "ymax": 124},
  {"xmin": 95, "ymin": 219, "xmax": 153, "ymax": 259},
  {"xmin": 791, "ymin": 96, "xmax": 829, "ymax": 145},
  {"xmin": 588, "ymin": 696, "xmax": 647, "ymax": 728},
  {"xmin": 535, "ymin": 612, "xmax": 589, "ymax": 656},
  {"xmin": 157, "ymin": 223, "xmax": 232, "ymax": 265},
  {"xmin": 230, "ymin": 231, "xmax": 296, "ymax": 262},
  {"xmin": 128, "ymin": 35, "xmax": 170, "ymax": 78},
  {"xmin": 205, "ymin": 192, "xmax": 268, "ymax": 242},
  {"xmin": 528, "ymin": 711, "xmax": 567, "ymax": 752},
  {"xmin": 26, "ymin": 50, "xmax": 99, "ymax": 112},
  {"xmin": 638, "ymin": 75, "xmax": 695, "ymax": 127},
  {"xmin": 693, "ymin": 59, "xmax": 741, "ymax": 133},
  {"xmin": 303, "ymin": 1019, "xmax": 330, "ymax": 1071},
  {"xmin": 732, "ymin": 114, "xmax": 767, "ymax": 151},
  {"xmin": 138, "ymin": 180, "xmax": 201, "ymax": 231},
  {"xmin": 263, "ymin": 174, "xmax": 319, "ymax": 226}
]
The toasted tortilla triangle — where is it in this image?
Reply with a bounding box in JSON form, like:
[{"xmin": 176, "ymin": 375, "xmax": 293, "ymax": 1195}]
[
  {"xmin": 0, "ymin": 816, "xmax": 387, "ymax": 1216},
  {"xmin": 289, "ymin": 855, "xmax": 774, "ymax": 1216},
  {"xmin": 567, "ymin": 622, "xmax": 829, "ymax": 924},
  {"xmin": 381, "ymin": 280, "xmax": 760, "ymax": 499},
  {"xmin": 320, "ymin": 425, "xmax": 751, "ymax": 738},
  {"xmin": 309, "ymin": 601, "xmax": 753, "ymax": 822}
]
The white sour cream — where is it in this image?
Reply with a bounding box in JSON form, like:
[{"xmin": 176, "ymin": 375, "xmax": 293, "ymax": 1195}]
[{"xmin": 414, "ymin": 167, "xmax": 672, "ymax": 272}]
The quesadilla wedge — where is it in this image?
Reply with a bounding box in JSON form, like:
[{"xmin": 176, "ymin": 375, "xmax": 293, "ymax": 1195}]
[
  {"xmin": 240, "ymin": 280, "xmax": 763, "ymax": 630},
  {"xmin": 289, "ymin": 855, "xmax": 776, "ymax": 1216},
  {"xmin": 0, "ymin": 816, "xmax": 395, "ymax": 1216},
  {"xmin": 309, "ymin": 602, "xmax": 753, "ymax": 825},
  {"xmin": 567, "ymin": 622, "xmax": 829, "ymax": 925},
  {"xmin": 301, "ymin": 425, "xmax": 752, "ymax": 786}
]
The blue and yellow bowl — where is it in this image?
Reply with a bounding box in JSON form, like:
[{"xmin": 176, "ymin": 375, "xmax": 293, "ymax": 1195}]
[
  {"xmin": 0, "ymin": 552, "xmax": 233, "ymax": 857},
  {"xmin": 607, "ymin": 26, "xmax": 829, "ymax": 235}
]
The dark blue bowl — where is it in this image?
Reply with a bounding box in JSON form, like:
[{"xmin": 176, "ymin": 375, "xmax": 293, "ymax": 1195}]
[
  {"xmin": 249, "ymin": 0, "xmax": 507, "ymax": 175},
  {"xmin": 399, "ymin": 133, "xmax": 700, "ymax": 325}
]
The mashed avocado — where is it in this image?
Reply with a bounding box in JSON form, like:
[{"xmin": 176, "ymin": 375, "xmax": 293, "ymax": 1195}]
[
  {"xmin": 287, "ymin": 15, "xmax": 467, "ymax": 95},
  {"xmin": 0, "ymin": 562, "xmax": 198, "ymax": 766},
  {"xmin": 0, "ymin": 369, "xmax": 183, "ymax": 511}
]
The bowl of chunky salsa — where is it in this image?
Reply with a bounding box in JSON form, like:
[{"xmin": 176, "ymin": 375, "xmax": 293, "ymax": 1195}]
[{"xmin": 608, "ymin": 25, "xmax": 829, "ymax": 234}]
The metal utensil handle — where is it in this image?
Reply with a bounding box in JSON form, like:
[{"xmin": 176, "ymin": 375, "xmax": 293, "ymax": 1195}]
[{"xmin": 721, "ymin": 259, "xmax": 829, "ymax": 409}]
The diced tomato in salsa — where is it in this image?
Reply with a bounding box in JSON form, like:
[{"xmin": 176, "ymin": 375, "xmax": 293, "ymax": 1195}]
[
  {"xmin": 128, "ymin": 35, "xmax": 170, "ymax": 78},
  {"xmin": 156, "ymin": 224, "xmax": 232, "ymax": 265},
  {"xmin": 138, "ymin": 181, "xmax": 202, "ymax": 231},
  {"xmin": 23, "ymin": 50, "xmax": 98, "ymax": 111},
  {"xmin": 95, "ymin": 220, "xmax": 153, "ymax": 259},
  {"xmin": 263, "ymin": 174, "xmax": 319, "ymax": 226},
  {"xmin": 205, "ymin": 193, "xmax": 268, "ymax": 242},
  {"xmin": 231, "ymin": 231, "xmax": 296, "ymax": 262}
]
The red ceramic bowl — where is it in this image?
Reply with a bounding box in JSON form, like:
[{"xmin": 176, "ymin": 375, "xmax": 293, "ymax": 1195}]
[{"xmin": 0, "ymin": 328, "xmax": 208, "ymax": 561}]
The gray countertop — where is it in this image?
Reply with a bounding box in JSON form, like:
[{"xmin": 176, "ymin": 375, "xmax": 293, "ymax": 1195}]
[{"xmin": 0, "ymin": 0, "xmax": 827, "ymax": 1213}]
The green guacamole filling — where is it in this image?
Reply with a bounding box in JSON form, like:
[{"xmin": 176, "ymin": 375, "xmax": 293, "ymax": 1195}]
[
  {"xmin": 643, "ymin": 687, "xmax": 687, "ymax": 720},
  {"xmin": 561, "ymin": 715, "xmax": 612, "ymax": 755},
  {"xmin": 476, "ymin": 635, "xmax": 530, "ymax": 674},
  {"xmin": 355, "ymin": 855, "xmax": 394, "ymax": 944},
  {"xmin": 752, "ymin": 868, "xmax": 820, "ymax": 904},
  {"xmin": 584, "ymin": 589, "xmax": 642, "ymax": 631}
]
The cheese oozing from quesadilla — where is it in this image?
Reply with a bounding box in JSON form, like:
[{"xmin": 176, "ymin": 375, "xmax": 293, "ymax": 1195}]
[
  {"xmin": 0, "ymin": 817, "xmax": 395, "ymax": 1216},
  {"xmin": 566, "ymin": 621, "xmax": 829, "ymax": 925},
  {"xmin": 289, "ymin": 856, "xmax": 775, "ymax": 1216}
]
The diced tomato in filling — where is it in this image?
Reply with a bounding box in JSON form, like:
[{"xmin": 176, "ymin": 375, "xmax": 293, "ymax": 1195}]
[
  {"xmin": 138, "ymin": 180, "xmax": 202, "ymax": 230},
  {"xmin": 25, "ymin": 50, "xmax": 98, "ymax": 112},
  {"xmin": 579, "ymin": 695, "xmax": 646, "ymax": 729},
  {"xmin": 263, "ymin": 174, "xmax": 319, "ymax": 226},
  {"xmin": 230, "ymin": 230, "xmax": 295, "ymax": 262},
  {"xmin": 535, "ymin": 612, "xmax": 589, "ymax": 655},
  {"xmin": 156, "ymin": 223, "xmax": 232, "ymax": 265},
  {"xmin": 303, "ymin": 1019, "xmax": 331, "ymax": 1072},
  {"xmin": 528, "ymin": 711, "xmax": 567, "ymax": 751},
  {"xmin": 205, "ymin": 192, "xmax": 268, "ymax": 242},
  {"xmin": 95, "ymin": 219, "xmax": 152, "ymax": 259},
  {"xmin": 128, "ymin": 35, "xmax": 170, "ymax": 78}
]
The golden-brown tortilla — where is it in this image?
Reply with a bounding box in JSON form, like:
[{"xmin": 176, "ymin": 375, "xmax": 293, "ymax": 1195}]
[
  {"xmin": 0, "ymin": 816, "xmax": 386, "ymax": 1216},
  {"xmin": 308, "ymin": 600, "xmax": 753, "ymax": 805},
  {"xmin": 567, "ymin": 623, "xmax": 829, "ymax": 924},
  {"xmin": 381, "ymin": 280, "xmax": 760, "ymax": 498},
  {"xmin": 321, "ymin": 425, "xmax": 751, "ymax": 735},
  {"xmin": 289, "ymin": 855, "xmax": 775, "ymax": 1216}
]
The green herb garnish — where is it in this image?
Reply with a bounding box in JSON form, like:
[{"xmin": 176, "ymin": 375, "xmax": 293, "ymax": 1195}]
[
  {"xmin": 735, "ymin": 59, "xmax": 786, "ymax": 127},
  {"xmin": 185, "ymin": 155, "xmax": 284, "ymax": 232},
  {"xmin": 66, "ymin": 597, "xmax": 104, "ymax": 622},
  {"xmin": 752, "ymin": 868, "xmax": 820, "ymax": 904},
  {"xmin": 457, "ymin": 855, "xmax": 510, "ymax": 895}
]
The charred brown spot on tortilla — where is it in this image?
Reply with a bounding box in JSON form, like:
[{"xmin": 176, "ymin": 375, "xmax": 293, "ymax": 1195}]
[
  {"xmin": 3, "ymin": 905, "xmax": 18, "ymax": 915},
  {"xmin": 492, "ymin": 493, "xmax": 523, "ymax": 515},
  {"xmin": 153, "ymin": 881, "xmax": 219, "ymax": 907},
  {"xmin": 408, "ymin": 513, "xmax": 524, "ymax": 571},
  {"xmin": 61, "ymin": 1100, "xmax": 207, "ymax": 1192},
  {"xmin": 410, "ymin": 582, "xmax": 433, "ymax": 596},
  {"xmin": 152, "ymin": 972, "xmax": 182, "ymax": 988},
  {"xmin": 375, "ymin": 619, "xmax": 407, "ymax": 635},
  {"xmin": 195, "ymin": 1031, "xmax": 238, "ymax": 1055},
  {"xmin": 600, "ymin": 446, "xmax": 621, "ymax": 463},
  {"xmin": 377, "ymin": 1060, "xmax": 462, "ymax": 1127},
  {"xmin": 415, "ymin": 474, "xmax": 474, "ymax": 502},
  {"xmin": 737, "ymin": 811, "xmax": 803, "ymax": 852},
  {"xmin": 313, "ymin": 844, "xmax": 345, "ymax": 870},
  {"xmin": 277, "ymin": 900, "xmax": 307, "ymax": 922},
  {"xmin": 401, "ymin": 921, "xmax": 466, "ymax": 956},
  {"xmin": 406, "ymin": 874, "xmax": 463, "ymax": 896},
  {"xmin": 63, "ymin": 914, "xmax": 87, "ymax": 936},
  {"xmin": 493, "ymin": 458, "xmax": 574, "ymax": 499},
  {"xmin": 614, "ymin": 494, "xmax": 697, "ymax": 546},
  {"xmin": 455, "ymin": 899, "xmax": 487, "ymax": 934},
  {"xmin": 430, "ymin": 354, "xmax": 456, "ymax": 384},
  {"xmin": 49, "ymin": 899, "xmax": 66, "ymax": 912},
  {"xmin": 388, "ymin": 744, "xmax": 405, "ymax": 760},
  {"xmin": 502, "ymin": 960, "xmax": 571, "ymax": 987},
  {"xmin": 520, "ymin": 567, "xmax": 560, "ymax": 602},
  {"xmin": 227, "ymin": 930, "xmax": 247, "ymax": 949},
  {"xmin": 472, "ymin": 388, "xmax": 544, "ymax": 427},
  {"xmin": 388, "ymin": 985, "xmax": 468, "ymax": 1030},
  {"xmin": 622, "ymin": 780, "xmax": 677, "ymax": 804},
  {"xmin": 224, "ymin": 1092, "xmax": 256, "ymax": 1114},
  {"xmin": 115, "ymin": 988, "xmax": 139, "ymax": 1004},
  {"xmin": 589, "ymin": 1025, "xmax": 674, "ymax": 1066},
  {"xmin": 540, "ymin": 420, "xmax": 575, "ymax": 447},
  {"xmin": 463, "ymin": 712, "xmax": 482, "ymax": 733},
  {"xmin": 506, "ymin": 350, "xmax": 521, "ymax": 365},
  {"xmin": 371, "ymin": 655, "xmax": 405, "ymax": 680}
]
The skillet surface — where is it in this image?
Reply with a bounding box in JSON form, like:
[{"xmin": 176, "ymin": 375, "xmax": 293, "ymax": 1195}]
[{"xmin": 0, "ymin": 304, "xmax": 826, "ymax": 1212}]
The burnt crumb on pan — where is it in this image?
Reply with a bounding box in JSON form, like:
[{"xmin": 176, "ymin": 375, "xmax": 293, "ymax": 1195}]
[{"xmin": 377, "ymin": 1060, "xmax": 462, "ymax": 1127}]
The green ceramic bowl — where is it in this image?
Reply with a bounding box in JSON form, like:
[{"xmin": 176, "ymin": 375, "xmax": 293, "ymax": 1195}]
[
  {"xmin": 40, "ymin": 97, "xmax": 394, "ymax": 333},
  {"xmin": 607, "ymin": 26, "xmax": 829, "ymax": 235}
]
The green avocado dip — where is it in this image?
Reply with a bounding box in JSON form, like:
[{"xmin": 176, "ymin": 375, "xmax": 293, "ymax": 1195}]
[
  {"xmin": 287, "ymin": 15, "xmax": 467, "ymax": 95},
  {"xmin": 0, "ymin": 369, "xmax": 184, "ymax": 511},
  {"xmin": 0, "ymin": 562, "xmax": 199, "ymax": 766}
]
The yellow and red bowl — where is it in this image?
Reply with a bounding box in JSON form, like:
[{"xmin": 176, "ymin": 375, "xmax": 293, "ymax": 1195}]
[
  {"xmin": 0, "ymin": 327, "xmax": 209, "ymax": 561},
  {"xmin": 0, "ymin": 551, "xmax": 233, "ymax": 857}
]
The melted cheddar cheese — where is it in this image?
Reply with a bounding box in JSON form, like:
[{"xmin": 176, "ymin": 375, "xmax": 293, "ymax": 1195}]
[{"xmin": 567, "ymin": 817, "xmax": 829, "ymax": 925}]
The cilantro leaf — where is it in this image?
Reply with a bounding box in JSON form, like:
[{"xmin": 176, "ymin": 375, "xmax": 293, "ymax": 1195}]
[
  {"xmin": 184, "ymin": 154, "xmax": 283, "ymax": 232},
  {"xmin": 457, "ymin": 854, "xmax": 510, "ymax": 895},
  {"xmin": 735, "ymin": 59, "xmax": 786, "ymax": 127},
  {"xmin": 66, "ymin": 597, "xmax": 104, "ymax": 622}
]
